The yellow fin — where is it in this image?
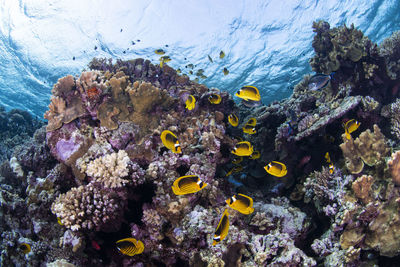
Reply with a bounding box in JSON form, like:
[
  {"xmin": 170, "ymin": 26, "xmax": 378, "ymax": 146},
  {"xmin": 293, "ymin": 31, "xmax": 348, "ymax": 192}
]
[
  {"xmin": 243, "ymin": 124, "xmax": 256, "ymax": 134},
  {"xmin": 155, "ymin": 49, "xmax": 165, "ymax": 55},
  {"xmin": 185, "ymin": 95, "xmax": 196, "ymax": 110}
]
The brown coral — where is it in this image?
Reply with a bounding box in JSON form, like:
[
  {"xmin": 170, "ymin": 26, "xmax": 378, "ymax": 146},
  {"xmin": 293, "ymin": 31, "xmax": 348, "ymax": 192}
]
[
  {"xmin": 339, "ymin": 135, "xmax": 364, "ymax": 174},
  {"xmin": 388, "ymin": 150, "xmax": 400, "ymax": 185},
  {"xmin": 44, "ymin": 75, "xmax": 86, "ymax": 131},
  {"xmin": 44, "ymin": 96, "xmax": 66, "ymax": 131},
  {"xmin": 352, "ymin": 175, "xmax": 374, "ymax": 204},
  {"xmin": 340, "ymin": 124, "xmax": 390, "ymax": 173}
]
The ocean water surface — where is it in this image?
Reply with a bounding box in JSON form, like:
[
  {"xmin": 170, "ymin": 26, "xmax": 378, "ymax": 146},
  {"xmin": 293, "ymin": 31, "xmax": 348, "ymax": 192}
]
[{"xmin": 0, "ymin": 0, "xmax": 398, "ymax": 117}]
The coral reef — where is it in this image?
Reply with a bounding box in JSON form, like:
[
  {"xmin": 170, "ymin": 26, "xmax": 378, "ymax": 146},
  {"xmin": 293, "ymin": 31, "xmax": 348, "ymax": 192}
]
[{"xmin": 3, "ymin": 20, "xmax": 400, "ymax": 266}]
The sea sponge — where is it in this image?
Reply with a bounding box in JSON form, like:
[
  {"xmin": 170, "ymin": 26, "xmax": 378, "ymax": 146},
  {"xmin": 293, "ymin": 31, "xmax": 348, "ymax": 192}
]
[
  {"xmin": 51, "ymin": 183, "xmax": 125, "ymax": 232},
  {"xmin": 85, "ymin": 150, "xmax": 130, "ymax": 188}
]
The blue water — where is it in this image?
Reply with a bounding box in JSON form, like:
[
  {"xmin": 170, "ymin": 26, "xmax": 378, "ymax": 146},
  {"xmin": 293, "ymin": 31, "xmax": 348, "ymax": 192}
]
[{"xmin": 0, "ymin": 0, "xmax": 398, "ymax": 117}]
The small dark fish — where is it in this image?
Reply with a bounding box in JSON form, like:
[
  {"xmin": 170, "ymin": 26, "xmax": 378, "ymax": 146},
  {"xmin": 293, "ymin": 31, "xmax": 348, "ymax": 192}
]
[
  {"xmin": 131, "ymin": 41, "xmax": 136, "ymax": 45},
  {"xmin": 165, "ymin": 44, "xmax": 169, "ymax": 47},
  {"xmin": 308, "ymin": 73, "xmax": 334, "ymax": 91},
  {"xmin": 223, "ymin": 68, "xmax": 229, "ymax": 75},
  {"xmin": 120, "ymin": 29, "xmax": 123, "ymax": 32},
  {"xmin": 137, "ymin": 39, "xmax": 141, "ymax": 42},
  {"xmin": 94, "ymin": 46, "xmax": 97, "ymax": 50},
  {"xmin": 208, "ymin": 55, "xmax": 213, "ymax": 63},
  {"xmin": 220, "ymin": 51, "xmax": 225, "ymax": 59},
  {"xmin": 72, "ymin": 56, "xmax": 75, "ymax": 60}
]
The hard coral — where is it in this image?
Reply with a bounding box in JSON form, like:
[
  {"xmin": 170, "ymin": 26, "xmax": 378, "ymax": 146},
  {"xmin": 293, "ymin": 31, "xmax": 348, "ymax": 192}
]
[
  {"xmin": 351, "ymin": 175, "xmax": 374, "ymax": 204},
  {"xmin": 379, "ymin": 30, "xmax": 400, "ymax": 80},
  {"xmin": 310, "ymin": 21, "xmax": 372, "ymax": 74},
  {"xmin": 340, "ymin": 124, "xmax": 390, "ymax": 173},
  {"xmin": 51, "ymin": 183, "xmax": 126, "ymax": 232},
  {"xmin": 388, "ymin": 150, "xmax": 400, "ymax": 185},
  {"xmin": 44, "ymin": 76, "xmax": 86, "ymax": 132},
  {"xmin": 84, "ymin": 150, "xmax": 131, "ymax": 188}
]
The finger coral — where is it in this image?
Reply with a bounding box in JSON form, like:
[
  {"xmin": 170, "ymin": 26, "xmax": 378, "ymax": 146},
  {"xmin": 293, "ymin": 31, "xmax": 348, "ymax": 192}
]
[
  {"xmin": 84, "ymin": 150, "xmax": 130, "ymax": 188},
  {"xmin": 51, "ymin": 183, "xmax": 126, "ymax": 232}
]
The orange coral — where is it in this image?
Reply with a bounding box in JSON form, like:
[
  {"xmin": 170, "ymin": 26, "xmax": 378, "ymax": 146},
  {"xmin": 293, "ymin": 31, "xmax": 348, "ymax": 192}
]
[{"xmin": 87, "ymin": 87, "xmax": 101, "ymax": 99}]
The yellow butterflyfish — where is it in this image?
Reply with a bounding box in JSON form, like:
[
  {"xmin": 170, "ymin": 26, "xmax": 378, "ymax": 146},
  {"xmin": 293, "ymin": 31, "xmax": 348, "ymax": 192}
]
[
  {"xmin": 208, "ymin": 94, "xmax": 222, "ymax": 104},
  {"xmin": 116, "ymin": 238, "xmax": 144, "ymax": 256},
  {"xmin": 235, "ymin": 86, "xmax": 261, "ymax": 102},
  {"xmin": 171, "ymin": 175, "xmax": 207, "ymax": 195},
  {"xmin": 231, "ymin": 141, "xmax": 253, "ymax": 157},
  {"xmin": 185, "ymin": 95, "xmax": 196, "ymax": 111},
  {"xmin": 226, "ymin": 193, "xmax": 254, "ymax": 215},
  {"xmin": 264, "ymin": 161, "xmax": 287, "ymax": 177},
  {"xmin": 212, "ymin": 209, "xmax": 229, "ymax": 246},
  {"xmin": 228, "ymin": 114, "xmax": 239, "ymax": 127},
  {"xmin": 160, "ymin": 130, "xmax": 182, "ymax": 153}
]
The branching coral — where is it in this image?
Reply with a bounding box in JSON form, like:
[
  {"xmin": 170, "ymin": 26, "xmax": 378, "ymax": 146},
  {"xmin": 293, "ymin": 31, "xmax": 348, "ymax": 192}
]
[
  {"xmin": 84, "ymin": 150, "xmax": 131, "ymax": 188},
  {"xmin": 51, "ymin": 183, "xmax": 126, "ymax": 232}
]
